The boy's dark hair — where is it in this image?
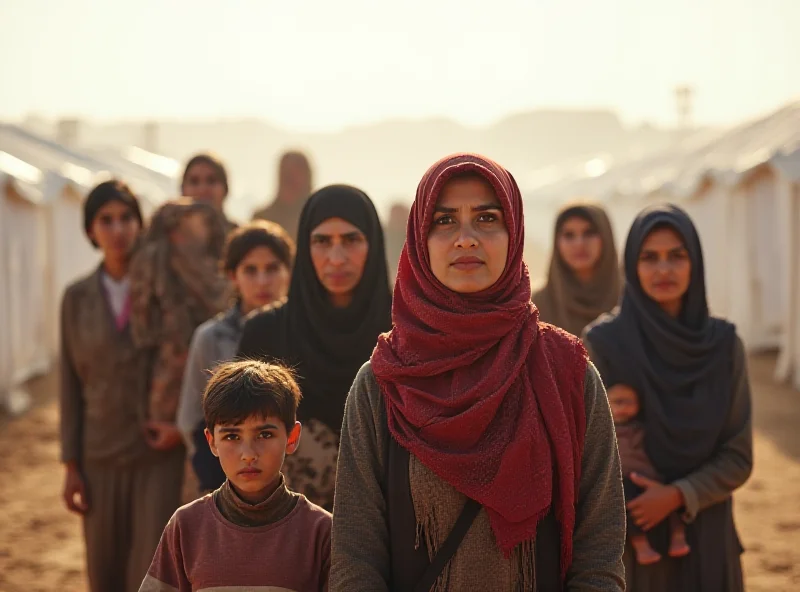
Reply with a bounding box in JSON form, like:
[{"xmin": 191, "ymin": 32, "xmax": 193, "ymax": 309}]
[
  {"xmin": 83, "ymin": 180, "xmax": 143, "ymax": 248},
  {"xmin": 203, "ymin": 360, "xmax": 301, "ymax": 433},
  {"xmin": 222, "ymin": 220, "xmax": 296, "ymax": 273}
]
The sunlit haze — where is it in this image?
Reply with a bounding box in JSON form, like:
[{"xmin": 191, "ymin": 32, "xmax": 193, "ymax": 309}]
[{"xmin": 1, "ymin": 0, "xmax": 798, "ymax": 130}]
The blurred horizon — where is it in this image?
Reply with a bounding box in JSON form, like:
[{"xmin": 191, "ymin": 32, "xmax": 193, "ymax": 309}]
[
  {"xmin": 2, "ymin": 0, "xmax": 799, "ymax": 132},
  {"xmin": 3, "ymin": 0, "xmax": 799, "ymax": 275}
]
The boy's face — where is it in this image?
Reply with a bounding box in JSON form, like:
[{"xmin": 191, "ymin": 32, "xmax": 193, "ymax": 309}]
[
  {"xmin": 608, "ymin": 384, "xmax": 640, "ymax": 424},
  {"xmin": 206, "ymin": 415, "xmax": 301, "ymax": 504}
]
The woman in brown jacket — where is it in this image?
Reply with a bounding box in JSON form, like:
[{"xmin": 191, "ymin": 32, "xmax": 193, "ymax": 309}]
[{"xmin": 60, "ymin": 181, "xmax": 184, "ymax": 592}]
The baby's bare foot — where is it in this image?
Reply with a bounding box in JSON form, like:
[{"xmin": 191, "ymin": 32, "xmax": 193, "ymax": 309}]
[
  {"xmin": 631, "ymin": 535, "xmax": 662, "ymax": 565},
  {"xmin": 668, "ymin": 536, "xmax": 691, "ymax": 558}
]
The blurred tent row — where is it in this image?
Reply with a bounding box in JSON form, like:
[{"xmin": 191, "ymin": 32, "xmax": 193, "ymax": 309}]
[
  {"xmin": 528, "ymin": 100, "xmax": 800, "ymax": 391},
  {"xmin": 2, "ymin": 101, "xmax": 799, "ymax": 413},
  {"xmin": 0, "ymin": 122, "xmax": 178, "ymax": 413}
]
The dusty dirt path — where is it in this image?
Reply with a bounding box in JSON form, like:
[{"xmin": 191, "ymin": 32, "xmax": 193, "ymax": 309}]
[
  {"xmin": 0, "ymin": 355, "xmax": 798, "ymax": 591},
  {"xmin": 733, "ymin": 353, "xmax": 800, "ymax": 591}
]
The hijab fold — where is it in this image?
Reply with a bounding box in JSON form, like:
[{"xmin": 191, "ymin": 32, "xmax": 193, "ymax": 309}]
[
  {"xmin": 244, "ymin": 185, "xmax": 392, "ymax": 433},
  {"xmin": 534, "ymin": 203, "xmax": 621, "ymax": 336},
  {"xmin": 130, "ymin": 199, "xmax": 229, "ymax": 350},
  {"xmin": 129, "ymin": 199, "xmax": 231, "ymax": 421},
  {"xmin": 371, "ymin": 154, "xmax": 588, "ymax": 581},
  {"xmin": 586, "ymin": 204, "xmax": 736, "ymax": 481}
]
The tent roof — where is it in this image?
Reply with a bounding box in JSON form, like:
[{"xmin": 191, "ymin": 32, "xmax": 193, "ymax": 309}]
[
  {"xmin": 773, "ymin": 148, "xmax": 800, "ymax": 183},
  {"xmin": 0, "ymin": 152, "xmax": 44, "ymax": 204},
  {"xmin": 0, "ymin": 124, "xmax": 177, "ymax": 209},
  {"xmin": 527, "ymin": 100, "xmax": 800, "ymax": 204}
]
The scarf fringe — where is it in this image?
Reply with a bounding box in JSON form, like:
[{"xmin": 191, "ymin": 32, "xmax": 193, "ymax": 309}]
[
  {"xmin": 416, "ymin": 509, "xmax": 451, "ymax": 592},
  {"xmin": 496, "ymin": 504, "xmax": 548, "ymax": 558},
  {"xmin": 512, "ymin": 539, "xmax": 536, "ymax": 592},
  {"xmin": 499, "ymin": 504, "xmax": 573, "ymax": 587},
  {"xmin": 419, "ymin": 504, "xmax": 545, "ymax": 592}
]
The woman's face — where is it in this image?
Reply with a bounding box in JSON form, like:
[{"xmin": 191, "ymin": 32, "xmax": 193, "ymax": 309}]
[
  {"xmin": 88, "ymin": 201, "xmax": 141, "ymax": 261},
  {"xmin": 427, "ymin": 176, "xmax": 509, "ymax": 294},
  {"xmin": 182, "ymin": 161, "xmax": 227, "ymax": 211},
  {"xmin": 556, "ymin": 215, "xmax": 603, "ymax": 276},
  {"xmin": 309, "ymin": 217, "xmax": 369, "ymax": 307},
  {"xmin": 231, "ymin": 246, "xmax": 291, "ymax": 314},
  {"xmin": 637, "ymin": 226, "xmax": 692, "ymax": 315}
]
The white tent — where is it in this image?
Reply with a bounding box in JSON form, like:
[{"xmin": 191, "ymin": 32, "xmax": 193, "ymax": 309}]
[
  {"xmin": 678, "ymin": 170, "xmax": 740, "ymax": 320},
  {"xmin": 0, "ymin": 124, "xmax": 178, "ymax": 412},
  {"xmin": 0, "ymin": 156, "xmax": 49, "ymax": 413},
  {"xmin": 524, "ymin": 101, "xmax": 800, "ymax": 368},
  {"xmin": 0, "ymin": 124, "xmax": 176, "ymax": 216},
  {"xmin": 43, "ymin": 170, "xmax": 102, "ymax": 354},
  {"xmin": 723, "ymin": 161, "xmax": 790, "ymax": 349},
  {"xmin": 767, "ymin": 149, "xmax": 800, "ymax": 390}
]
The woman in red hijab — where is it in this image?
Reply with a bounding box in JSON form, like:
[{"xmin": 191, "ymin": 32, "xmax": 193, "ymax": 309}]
[{"xmin": 330, "ymin": 154, "xmax": 626, "ymax": 592}]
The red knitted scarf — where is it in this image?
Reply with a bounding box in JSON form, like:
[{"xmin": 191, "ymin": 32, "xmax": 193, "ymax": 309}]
[{"xmin": 371, "ymin": 154, "xmax": 588, "ymax": 581}]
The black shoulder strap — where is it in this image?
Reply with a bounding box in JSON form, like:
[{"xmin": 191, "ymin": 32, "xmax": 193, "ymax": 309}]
[
  {"xmin": 386, "ymin": 434, "xmax": 482, "ymax": 592},
  {"xmin": 413, "ymin": 497, "xmax": 481, "ymax": 592}
]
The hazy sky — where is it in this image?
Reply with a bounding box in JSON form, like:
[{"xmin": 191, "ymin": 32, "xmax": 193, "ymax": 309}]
[{"xmin": 1, "ymin": 0, "xmax": 798, "ymax": 131}]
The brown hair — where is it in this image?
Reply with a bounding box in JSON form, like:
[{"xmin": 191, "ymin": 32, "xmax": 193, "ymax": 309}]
[
  {"xmin": 555, "ymin": 205, "xmax": 599, "ymax": 235},
  {"xmin": 182, "ymin": 153, "xmax": 229, "ymax": 196},
  {"xmin": 203, "ymin": 360, "xmax": 301, "ymax": 433},
  {"xmin": 222, "ymin": 220, "xmax": 295, "ymax": 273}
]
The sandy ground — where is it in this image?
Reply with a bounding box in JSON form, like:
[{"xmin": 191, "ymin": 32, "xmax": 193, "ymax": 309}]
[{"xmin": 0, "ymin": 354, "xmax": 798, "ymax": 591}]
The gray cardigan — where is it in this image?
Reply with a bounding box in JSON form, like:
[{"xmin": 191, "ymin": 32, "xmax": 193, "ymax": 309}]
[
  {"xmin": 330, "ymin": 361, "xmax": 627, "ymax": 591},
  {"xmin": 176, "ymin": 306, "xmax": 244, "ymax": 453}
]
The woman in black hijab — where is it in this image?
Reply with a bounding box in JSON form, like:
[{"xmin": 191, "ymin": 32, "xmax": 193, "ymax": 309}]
[
  {"xmin": 584, "ymin": 204, "xmax": 752, "ymax": 592},
  {"xmin": 237, "ymin": 185, "xmax": 392, "ymax": 510}
]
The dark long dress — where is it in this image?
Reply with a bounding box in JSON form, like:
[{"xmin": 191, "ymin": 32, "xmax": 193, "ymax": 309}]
[
  {"xmin": 583, "ymin": 204, "xmax": 753, "ymax": 592},
  {"xmin": 586, "ymin": 338, "xmax": 751, "ymax": 591}
]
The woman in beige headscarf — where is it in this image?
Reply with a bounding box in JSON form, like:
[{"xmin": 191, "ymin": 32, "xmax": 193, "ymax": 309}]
[
  {"xmin": 252, "ymin": 151, "xmax": 313, "ymax": 240},
  {"xmin": 533, "ymin": 203, "xmax": 621, "ymax": 337},
  {"xmin": 129, "ymin": 199, "xmax": 232, "ymax": 451}
]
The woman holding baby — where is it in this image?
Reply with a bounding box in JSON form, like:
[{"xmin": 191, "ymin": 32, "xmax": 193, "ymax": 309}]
[{"xmin": 584, "ymin": 204, "xmax": 753, "ymax": 592}]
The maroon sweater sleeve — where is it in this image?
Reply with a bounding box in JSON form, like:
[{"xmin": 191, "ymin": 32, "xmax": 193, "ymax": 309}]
[{"xmin": 139, "ymin": 514, "xmax": 191, "ymax": 592}]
